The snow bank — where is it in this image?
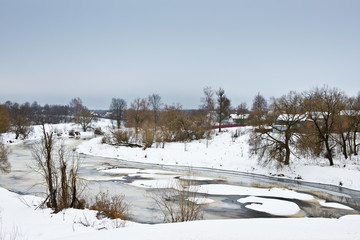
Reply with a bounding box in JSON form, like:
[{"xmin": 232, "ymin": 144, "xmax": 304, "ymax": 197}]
[
  {"xmin": 194, "ymin": 184, "xmax": 314, "ymax": 200},
  {"xmin": 237, "ymin": 196, "xmax": 301, "ymax": 216},
  {"xmin": 0, "ymin": 187, "xmax": 127, "ymax": 240},
  {"xmin": 1, "ymin": 187, "xmax": 360, "ymax": 240},
  {"xmin": 59, "ymin": 216, "xmax": 360, "ymax": 240}
]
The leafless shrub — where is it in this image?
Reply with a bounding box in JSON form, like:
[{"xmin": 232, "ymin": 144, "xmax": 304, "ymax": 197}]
[
  {"xmin": 94, "ymin": 127, "xmax": 104, "ymax": 136},
  {"xmin": 0, "ymin": 144, "xmax": 10, "ymax": 174},
  {"xmin": 111, "ymin": 129, "xmax": 134, "ymax": 145},
  {"xmin": 90, "ymin": 192, "xmax": 130, "ymax": 220},
  {"xmin": 68, "ymin": 129, "xmax": 75, "ymax": 137},
  {"xmin": 150, "ymin": 179, "xmax": 203, "ymax": 223},
  {"xmin": 101, "ymin": 135, "xmax": 110, "ymax": 144},
  {"xmin": 140, "ymin": 123, "xmax": 154, "ymax": 150},
  {"xmin": 73, "ymin": 214, "xmax": 94, "ymax": 228}
]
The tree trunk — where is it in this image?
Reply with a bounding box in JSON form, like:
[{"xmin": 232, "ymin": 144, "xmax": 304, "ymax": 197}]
[
  {"xmin": 324, "ymin": 137, "xmax": 334, "ymax": 166},
  {"xmin": 341, "ymin": 133, "xmax": 348, "ymax": 159},
  {"xmin": 60, "ymin": 163, "xmax": 68, "ymax": 209},
  {"xmin": 284, "ymin": 130, "xmax": 291, "ymax": 165},
  {"xmin": 284, "ymin": 146, "xmax": 290, "ymax": 165},
  {"xmin": 354, "ymin": 131, "xmax": 358, "ymax": 156},
  {"xmin": 70, "ymin": 170, "xmax": 77, "ymax": 208},
  {"xmin": 82, "ymin": 124, "xmax": 87, "ymax": 132},
  {"xmin": 45, "ymin": 135, "xmax": 58, "ymax": 212},
  {"xmin": 15, "ymin": 131, "xmax": 20, "ymax": 139},
  {"xmin": 347, "ymin": 135, "xmax": 353, "ymax": 155}
]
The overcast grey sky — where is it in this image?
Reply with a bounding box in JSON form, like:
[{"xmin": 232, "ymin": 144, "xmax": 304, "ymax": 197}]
[{"xmin": 1, "ymin": 0, "xmax": 359, "ymax": 109}]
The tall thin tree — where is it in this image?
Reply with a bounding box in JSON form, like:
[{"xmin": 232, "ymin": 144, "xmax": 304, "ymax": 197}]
[
  {"xmin": 110, "ymin": 98, "xmax": 127, "ymax": 128},
  {"xmin": 216, "ymin": 88, "xmax": 231, "ymax": 132},
  {"xmin": 148, "ymin": 93, "xmax": 162, "ymax": 131}
]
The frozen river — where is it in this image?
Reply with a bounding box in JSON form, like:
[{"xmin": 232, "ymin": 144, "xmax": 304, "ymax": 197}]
[{"xmin": 1, "ymin": 138, "xmax": 359, "ymax": 223}]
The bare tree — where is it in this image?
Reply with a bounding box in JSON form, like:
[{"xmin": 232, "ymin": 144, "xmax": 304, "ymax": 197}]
[
  {"xmin": 236, "ymin": 102, "xmax": 249, "ymax": 125},
  {"xmin": 148, "ymin": 93, "xmax": 162, "ymax": 131},
  {"xmin": 32, "ymin": 124, "xmax": 58, "ymax": 211},
  {"xmin": 11, "ymin": 115, "xmax": 32, "ymax": 140},
  {"xmin": 248, "ymin": 93, "xmax": 268, "ymax": 126},
  {"xmin": 74, "ymin": 108, "xmax": 98, "ymax": 132},
  {"xmin": 251, "ymin": 92, "xmax": 268, "ymax": 114},
  {"xmin": 216, "ymin": 88, "xmax": 231, "ymax": 132},
  {"xmin": 343, "ymin": 94, "xmax": 360, "ymax": 156},
  {"xmin": 237, "ymin": 102, "xmax": 249, "ymax": 115},
  {"xmin": 69, "ymin": 97, "xmax": 85, "ymax": 114},
  {"xmin": 5, "ymin": 102, "xmax": 32, "ymax": 139},
  {"xmin": 110, "ymin": 98, "xmax": 127, "ymax": 128},
  {"xmin": 200, "ymin": 86, "xmax": 216, "ymax": 129},
  {"xmin": 334, "ymin": 97, "xmax": 353, "ymax": 159},
  {"xmin": 32, "ymin": 124, "xmax": 85, "ymax": 212},
  {"xmin": 200, "ymin": 86, "xmax": 215, "ymax": 114},
  {"xmin": 249, "ymin": 91, "xmax": 305, "ymax": 166},
  {"xmin": 304, "ymin": 86, "xmax": 346, "ymax": 166},
  {"xmin": 125, "ymin": 98, "xmax": 149, "ymax": 136}
]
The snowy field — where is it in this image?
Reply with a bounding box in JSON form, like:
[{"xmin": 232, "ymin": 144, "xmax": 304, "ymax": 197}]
[{"xmin": 1, "ymin": 120, "xmax": 360, "ymax": 239}]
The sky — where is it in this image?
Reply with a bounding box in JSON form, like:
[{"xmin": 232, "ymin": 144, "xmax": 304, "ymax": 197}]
[{"xmin": 0, "ymin": 0, "xmax": 359, "ymax": 110}]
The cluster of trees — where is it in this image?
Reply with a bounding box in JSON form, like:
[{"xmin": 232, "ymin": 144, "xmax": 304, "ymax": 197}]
[
  {"xmin": 106, "ymin": 87, "xmax": 234, "ymax": 149},
  {"xmin": 0, "ymin": 98, "xmax": 100, "ymax": 139},
  {"xmin": 249, "ymin": 86, "xmax": 360, "ymax": 167},
  {"xmin": 0, "ymin": 101, "xmax": 72, "ymax": 140},
  {"xmin": 107, "ymin": 95, "xmax": 210, "ymax": 149}
]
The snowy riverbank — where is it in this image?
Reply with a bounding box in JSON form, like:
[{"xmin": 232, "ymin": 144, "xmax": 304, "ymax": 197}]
[
  {"xmin": 77, "ymin": 125, "xmax": 360, "ymax": 191},
  {"xmin": 1, "ymin": 121, "xmax": 360, "ymax": 239}
]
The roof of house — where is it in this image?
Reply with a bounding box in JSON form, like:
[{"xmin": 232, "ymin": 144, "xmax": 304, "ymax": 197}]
[
  {"xmin": 276, "ymin": 114, "xmax": 308, "ymax": 122},
  {"xmin": 340, "ymin": 110, "xmax": 360, "ymax": 116},
  {"xmin": 230, "ymin": 114, "xmax": 250, "ymax": 119}
]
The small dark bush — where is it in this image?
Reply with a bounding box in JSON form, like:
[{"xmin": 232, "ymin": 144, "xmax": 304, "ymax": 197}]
[
  {"xmin": 69, "ymin": 129, "xmax": 75, "ymax": 137},
  {"xmin": 101, "ymin": 135, "xmax": 110, "ymax": 144},
  {"xmin": 94, "ymin": 127, "xmax": 104, "ymax": 135}
]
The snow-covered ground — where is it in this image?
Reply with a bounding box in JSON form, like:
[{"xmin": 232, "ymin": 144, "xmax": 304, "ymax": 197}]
[
  {"xmin": 76, "ymin": 124, "xmax": 360, "ymax": 190},
  {"xmin": 1, "ymin": 187, "xmax": 360, "ymax": 240},
  {"xmin": 2, "ymin": 120, "xmax": 359, "ymax": 191},
  {"xmin": 0, "ymin": 119, "xmax": 112, "ymax": 145},
  {"xmin": 1, "ymin": 121, "xmax": 360, "ymax": 239}
]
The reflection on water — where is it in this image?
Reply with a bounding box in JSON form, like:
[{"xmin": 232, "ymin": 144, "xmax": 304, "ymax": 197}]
[{"xmin": 0, "ymin": 139, "xmax": 359, "ymax": 224}]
